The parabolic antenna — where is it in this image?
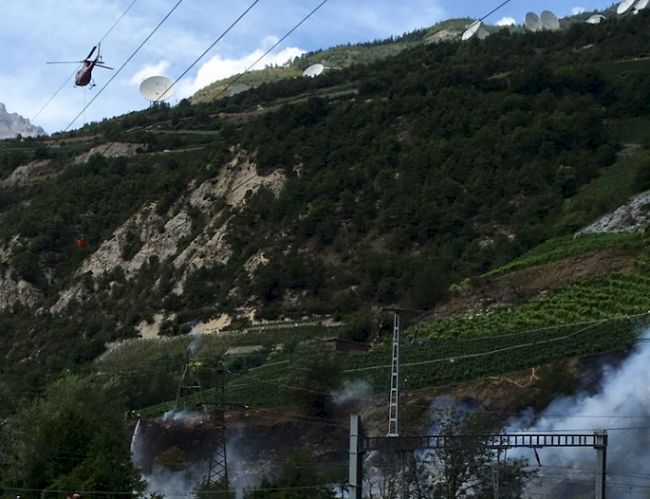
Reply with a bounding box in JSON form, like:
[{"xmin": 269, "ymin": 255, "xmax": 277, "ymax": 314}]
[
  {"xmin": 524, "ymin": 12, "xmax": 543, "ymax": 32},
  {"xmin": 230, "ymin": 84, "xmax": 250, "ymax": 97},
  {"xmin": 541, "ymin": 10, "xmax": 560, "ymax": 30},
  {"xmin": 303, "ymin": 63, "xmax": 324, "ymax": 78},
  {"xmin": 586, "ymin": 14, "xmax": 606, "ymax": 23},
  {"xmin": 461, "ymin": 20, "xmax": 481, "ymax": 41},
  {"xmin": 477, "ymin": 26, "xmax": 491, "ymax": 40},
  {"xmin": 634, "ymin": 0, "xmax": 649, "ymax": 13},
  {"xmin": 617, "ymin": 0, "xmax": 636, "ymax": 14},
  {"xmin": 139, "ymin": 76, "xmax": 174, "ymax": 102}
]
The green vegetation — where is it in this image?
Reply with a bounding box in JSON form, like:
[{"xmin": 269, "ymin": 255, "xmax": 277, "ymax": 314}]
[
  {"xmin": 6, "ymin": 12, "xmax": 650, "ymax": 497},
  {"xmin": 485, "ymin": 232, "xmax": 642, "ymax": 277}
]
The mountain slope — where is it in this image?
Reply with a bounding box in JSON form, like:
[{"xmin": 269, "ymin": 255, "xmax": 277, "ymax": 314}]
[
  {"xmin": 3, "ymin": 13, "xmax": 650, "ymax": 394},
  {"xmin": 0, "ymin": 103, "xmax": 46, "ymax": 139}
]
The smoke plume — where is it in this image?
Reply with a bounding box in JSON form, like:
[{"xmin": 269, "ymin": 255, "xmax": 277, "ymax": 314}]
[
  {"xmin": 508, "ymin": 337, "xmax": 650, "ymax": 498},
  {"xmin": 331, "ymin": 380, "xmax": 373, "ymax": 406}
]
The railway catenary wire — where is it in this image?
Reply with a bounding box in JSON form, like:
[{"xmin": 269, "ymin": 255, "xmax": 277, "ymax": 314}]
[
  {"xmin": 31, "ymin": 0, "xmax": 141, "ymax": 124},
  {"xmin": 92, "ymin": 312, "xmax": 650, "ymax": 383}
]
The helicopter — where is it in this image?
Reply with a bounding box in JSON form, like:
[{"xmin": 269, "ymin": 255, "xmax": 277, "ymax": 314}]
[{"xmin": 46, "ymin": 44, "xmax": 113, "ymax": 88}]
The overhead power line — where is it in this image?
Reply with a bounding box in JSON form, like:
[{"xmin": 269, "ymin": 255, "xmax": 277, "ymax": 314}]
[
  {"xmin": 32, "ymin": 0, "xmax": 141, "ymax": 124},
  {"xmin": 64, "ymin": 0, "xmax": 187, "ymax": 132},
  {"xmin": 156, "ymin": 0, "xmax": 264, "ymax": 102},
  {"xmin": 207, "ymin": 0, "xmax": 331, "ymax": 102}
]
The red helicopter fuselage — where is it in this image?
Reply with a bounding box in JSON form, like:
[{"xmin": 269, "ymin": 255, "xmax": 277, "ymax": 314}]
[
  {"xmin": 47, "ymin": 45, "xmax": 112, "ymax": 88},
  {"xmin": 75, "ymin": 60, "xmax": 96, "ymax": 87}
]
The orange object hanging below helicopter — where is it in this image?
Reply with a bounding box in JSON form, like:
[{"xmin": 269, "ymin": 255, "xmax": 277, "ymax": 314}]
[{"xmin": 76, "ymin": 237, "xmax": 87, "ymax": 249}]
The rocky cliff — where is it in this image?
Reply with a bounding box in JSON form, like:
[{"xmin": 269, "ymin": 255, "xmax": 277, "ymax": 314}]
[{"xmin": 0, "ymin": 103, "xmax": 46, "ymax": 139}]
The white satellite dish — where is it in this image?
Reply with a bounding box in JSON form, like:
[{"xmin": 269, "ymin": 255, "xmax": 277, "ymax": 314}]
[
  {"xmin": 524, "ymin": 12, "xmax": 543, "ymax": 31},
  {"xmin": 139, "ymin": 76, "xmax": 174, "ymax": 102},
  {"xmin": 634, "ymin": 0, "xmax": 649, "ymax": 13},
  {"xmin": 541, "ymin": 10, "xmax": 560, "ymax": 30},
  {"xmin": 477, "ymin": 26, "xmax": 491, "ymax": 40},
  {"xmin": 230, "ymin": 84, "xmax": 250, "ymax": 97},
  {"xmin": 617, "ymin": 0, "xmax": 636, "ymax": 14},
  {"xmin": 462, "ymin": 20, "xmax": 482, "ymax": 40},
  {"xmin": 303, "ymin": 64, "xmax": 324, "ymax": 78},
  {"xmin": 586, "ymin": 14, "xmax": 606, "ymax": 23}
]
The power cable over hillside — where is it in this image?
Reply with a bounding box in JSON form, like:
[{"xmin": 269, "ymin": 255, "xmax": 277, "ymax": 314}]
[
  {"xmin": 155, "ymin": 0, "xmax": 264, "ymax": 102},
  {"xmin": 204, "ymin": 0, "xmax": 332, "ymax": 102}
]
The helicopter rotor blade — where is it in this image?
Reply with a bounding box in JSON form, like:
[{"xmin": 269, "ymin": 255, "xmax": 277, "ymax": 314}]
[
  {"xmin": 95, "ymin": 64, "xmax": 114, "ymax": 70},
  {"xmin": 86, "ymin": 46, "xmax": 97, "ymax": 60},
  {"xmin": 46, "ymin": 61, "xmax": 84, "ymax": 65}
]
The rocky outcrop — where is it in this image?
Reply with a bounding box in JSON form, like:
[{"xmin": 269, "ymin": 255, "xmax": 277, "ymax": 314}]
[
  {"xmin": 0, "ymin": 103, "xmax": 46, "ymax": 139},
  {"xmin": 50, "ymin": 153, "xmax": 286, "ymax": 320},
  {"xmin": 0, "ymin": 267, "xmax": 43, "ymax": 307},
  {"xmin": 577, "ymin": 190, "xmax": 650, "ymax": 234}
]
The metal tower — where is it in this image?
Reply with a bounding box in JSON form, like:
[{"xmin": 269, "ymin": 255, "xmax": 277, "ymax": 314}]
[
  {"xmin": 387, "ymin": 311, "xmax": 401, "ymax": 437},
  {"xmin": 176, "ymin": 350, "xmax": 228, "ymax": 489},
  {"xmin": 385, "ymin": 308, "xmax": 422, "ymax": 437}
]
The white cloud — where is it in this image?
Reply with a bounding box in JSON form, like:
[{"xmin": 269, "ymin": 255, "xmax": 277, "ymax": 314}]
[
  {"xmin": 495, "ymin": 17, "xmax": 516, "ymax": 26},
  {"xmin": 572, "ymin": 7, "xmax": 586, "ymax": 15},
  {"xmin": 127, "ymin": 61, "xmax": 171, "ymax": 86},
  {"xmin": 177, "ymin": 38, "xmax": 306, "ymax": 99}
]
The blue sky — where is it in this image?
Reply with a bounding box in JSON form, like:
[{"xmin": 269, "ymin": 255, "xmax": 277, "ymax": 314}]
[{"xmin": 0, "ymin": 0, "xmax": 616, "ymax": 134}]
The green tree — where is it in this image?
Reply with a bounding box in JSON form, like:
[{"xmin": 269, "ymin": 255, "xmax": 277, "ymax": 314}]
[{"xmin": 0, "ymin": 375, "xmax": 144, "ymax": 499}]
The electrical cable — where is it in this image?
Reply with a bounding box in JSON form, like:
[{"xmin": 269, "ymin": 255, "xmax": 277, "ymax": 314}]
[
  {"xmin": 95, "ymin": 0, "xmax": 266, "ymax": 155},
  {"xmin": 206, "ymin": 0, "xmax": 331, "ymax": 102},
  {"xmin": 345, "ymin": 319, "xmax": 608, "ymax": 373},
  {"xmin": 155, "ymin": 0, "xmax": 264, "ymax": 103},
  {"xmin": 31, "ymin": 0, "xmax": 140, "ymax": 124},
  {"xmin": 64, "ymin": 0, "xmax": 187, "ymax": 132}
]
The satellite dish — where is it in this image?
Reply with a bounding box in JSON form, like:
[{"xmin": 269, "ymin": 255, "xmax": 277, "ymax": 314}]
[
  {"xmin": 541, "ymin": 11, "xmax": 560, "ymax": 30},
  {"xmin": 462, "ymin": 20, "xmax": 482, "ymax": 41},
  {"xmin": 617, "ymin": 0, "xmax": 635, "ymax": 14},
  {"xmin": 230, "ymin": 84, "xmax": 250, "ymax": 97},
  {"xmin": 586, "ymin": 14, "xmax": 606, "ymax": 23},
  {"xmin": 303, "ymin": 64, "xmax": 324, "ymax": 78},
  {"xmin": 524, "ymin": 12, "xmax": 543, "ymax": 31},
  {"xmin": 477, "ymin": 26, "xmax": 491, "ymax": 40},
  {"xmin": 139, "ymin": 76, "xmax": 174, "ymax": 102},
  {"xmin": 634, "ymin": 0, "xmax": 649, "ymax": 13}
]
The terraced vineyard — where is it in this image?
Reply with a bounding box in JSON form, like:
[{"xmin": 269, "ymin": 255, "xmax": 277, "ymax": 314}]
[{"xmin": 484, "ymin": 232, "xmax": 641, "ymax": 278}]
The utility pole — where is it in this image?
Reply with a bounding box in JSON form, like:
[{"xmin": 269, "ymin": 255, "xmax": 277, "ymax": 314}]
[
  {"xmin": 595, "ymin": 430, "xmax": 608, "ymax": 499},
  {"xmin": 387, "ymin": 310, "xmax": 401, "ymax": 437},
  {"xmin": 384, "ymin": 308, "xmax": 423, "ymax": 437},
  {"xmin": 176, "ymin": 349, "xmax": 229, "ymax": 492},
  {"xmin": 383, "ymin": 308, "xmax": 422, "ymax": 499}
]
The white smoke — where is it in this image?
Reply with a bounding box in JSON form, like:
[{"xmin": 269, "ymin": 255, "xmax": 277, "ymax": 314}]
[
  {"xmin": 332, "ymin": 380, "xmax": 373, "ymax": 406},
  {"xmin": 131, "ymin": 412, "xmax": 212, "ymax": 499},
  {"xmin": 507, "ymin": 338, "xmax": 650, "ymax": 498}
]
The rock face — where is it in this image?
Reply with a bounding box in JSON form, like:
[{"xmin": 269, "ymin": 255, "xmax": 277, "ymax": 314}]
[
  {"xmin": 0, "ymin": 103, "xmax": 47, "ymax": 140},
  {"xmin": 578, "ymin": 190, "xmax": 650, "ymax": 234}
]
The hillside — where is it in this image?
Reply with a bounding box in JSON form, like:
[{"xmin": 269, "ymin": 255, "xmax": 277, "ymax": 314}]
[
  {"xmin": 2, "ymin": 9, "xmax": 650, "ymax": 421},
  {"xmin": 6, "ymin": 11, "xmax": 650, "ymax": 499}
]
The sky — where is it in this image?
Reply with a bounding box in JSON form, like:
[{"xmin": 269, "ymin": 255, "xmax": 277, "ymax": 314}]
[{"xmin": 0, "ymin": 0, "xmax": 617, "ymax": 134}]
